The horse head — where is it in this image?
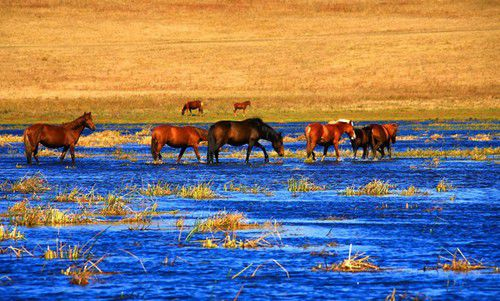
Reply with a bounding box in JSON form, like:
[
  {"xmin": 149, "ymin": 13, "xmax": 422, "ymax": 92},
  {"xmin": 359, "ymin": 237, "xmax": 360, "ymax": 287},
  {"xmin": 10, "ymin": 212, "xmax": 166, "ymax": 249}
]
[
  {"xmin": 84, "ymin": 112, "xmax": 96, "ymax": 131},
  {"xmin": 385, "ymin": 123, "xmax": 398, "ymax": 143},
  {"xmin": 181, "ymin": 104, "xmax": 187, "ymax": 115},
  {"xmin": 272, "ymin": 131, "xmax": 285, "ymax": 157}
]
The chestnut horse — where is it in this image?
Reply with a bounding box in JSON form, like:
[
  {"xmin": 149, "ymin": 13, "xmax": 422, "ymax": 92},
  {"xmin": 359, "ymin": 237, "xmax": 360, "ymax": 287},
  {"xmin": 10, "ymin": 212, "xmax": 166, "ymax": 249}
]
[
  {"xmin": 350, "ymin": 127, "xmax": 372, "ymax": 159},
  {"xmin": 181, "ymin": 100, "xmax": 204, "ymax": 115},
  {"xmin": 305, "ymin": 121, "xmax": 356, "ymax": 161},
  {"xmin": 23, "ymin": 112, "xmax": 96, "ymax": 165},
  {"xmin": 233, "ymin": 101, "xmax": 251, "ymax": 115},
  {"xmin": 367, "ymin": 123, "xmax": 399, "ymax": 159},
  {"xmin": 151, "ymin": 125, "xmax": 208, "ymax": 163},
  {"xmin": 207, "ymin": 118, "xmax": 284, "ymax": 164}
]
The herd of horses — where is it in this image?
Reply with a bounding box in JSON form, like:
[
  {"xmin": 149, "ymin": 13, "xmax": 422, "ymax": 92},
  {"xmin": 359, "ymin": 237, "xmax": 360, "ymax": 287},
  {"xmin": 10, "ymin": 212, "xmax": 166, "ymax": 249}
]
[
  {"xmin": 22, "ymin": 112, "xmax": 398, "ymax": 165},
  {"xmin": 181, "ymin": 100, "xmax": 251, "ymax": 116}
]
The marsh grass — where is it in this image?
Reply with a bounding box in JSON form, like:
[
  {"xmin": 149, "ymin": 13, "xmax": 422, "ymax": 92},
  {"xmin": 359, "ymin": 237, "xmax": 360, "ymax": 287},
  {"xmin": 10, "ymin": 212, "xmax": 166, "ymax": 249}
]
[
  {"xmin": 436, "ymin": 179, "xmax": 453, "ymax": 192},
  {"xmin": 343, "ymin": 180, "xmax": 394, "ymax": 196},
  {"xmin": 224, "ymin": 181, "xmax": 273, "ymax": 196},
  {"xmin": 139, "ymin": 181, "xmax": 174, "ymax": 196},
  {"xmin": 55, "ymin": 188, "xmax": 100, "ymax": 203},
  {"xmin": 468, "ymin": 134, "xmax": 492, "ymax": 141},
  {"xmin": 0, "ymin": 134, "xmax": 22, "ymax": 146},
  {"xmin": 112, "ymin": 147, "xmax": 138, "ymax": 162},
  {"xmin": 287, "ymin": 177, "xmax": 325, "ymax": 193},
  {"xmin": 196, "ymin": 211, "xmax": 260, "ymax": 233},
  {"xmin": 44, "ymin": 243, "xmax": 83, "ymax": 261},
  {"xmin": 0, "ymin": 226, "xmax": 24, "ymax": 241},
  {"xmin": 313, "ymin": 246, "xmax": 380, "ymax": 273},
  {"xmin": 119, "ymin": 203, "xmax": 158, "ymax": 224},
  {"xmin": 177, "ymin": 182, "xmax": 216, "ymax": 200},
  {"xmin": 438, "ymin": 248, "xmax": 486, "ymax": 272},
  {"xmin": 396, "ymin": 147, "xmax": 498, "ymax": 160},
  {"xmin": 7, "ymin": 200, "xmax": 93, "ymax": 226},
  {"xmin": 2, "ymin": 173, "xmax": 50, "ymax": 194},
  {"xmin": 99, "ymin": 194, "xmax": 131, "ymax": 216},
  {"xmin": 400, "ymin": 186, "xmax": 428, "ymax": 196},
  {"xmin": 201, "ymin": 232, "xmax": 272, "ymax": 249},
  {"xmin": 62, "ymin": 256, "xmax": 106, "ymax": 286}
]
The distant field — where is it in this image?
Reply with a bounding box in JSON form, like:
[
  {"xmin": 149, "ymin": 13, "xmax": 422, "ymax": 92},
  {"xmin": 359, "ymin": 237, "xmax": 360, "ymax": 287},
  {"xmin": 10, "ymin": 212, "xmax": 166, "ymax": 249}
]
[{"xmin": 0, "ymin": 0, "xmax": 498, "ymax": 124}]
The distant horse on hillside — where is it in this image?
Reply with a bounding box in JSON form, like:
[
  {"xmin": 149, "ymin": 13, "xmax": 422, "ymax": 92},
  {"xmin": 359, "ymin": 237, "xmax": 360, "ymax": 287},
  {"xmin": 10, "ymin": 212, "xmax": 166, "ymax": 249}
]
[
  {"xmin": 233, "ymin": 101, "xmax": 251, "ymax": 115},
  {"xmin": 151, "ymin": 125, "xmax": 208, "ymax": 163},
  {"xmin": 207, "ymin": 118, "xmax": 284, "ymax": 164},
  {"xmin": 305, "ymin": 120, "xmax": 356, "ymax": 161},
  {"xmin": 23, "ymin": 112, "xmax": 96, "ymax": 165},
  {"xmin": 181, "ymin": 100, "xmax": 204, "ymax": 115},
  {"xmin": 367, "ymin": 123, "xmax": 399, "ymax": 159}
]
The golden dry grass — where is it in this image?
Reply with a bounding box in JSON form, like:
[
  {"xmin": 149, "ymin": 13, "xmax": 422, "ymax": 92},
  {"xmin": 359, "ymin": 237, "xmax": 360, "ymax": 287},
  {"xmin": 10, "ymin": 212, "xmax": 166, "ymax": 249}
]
[{"xmin": 0, "ymin": 0, "xmax": 498, "ymax": 123}]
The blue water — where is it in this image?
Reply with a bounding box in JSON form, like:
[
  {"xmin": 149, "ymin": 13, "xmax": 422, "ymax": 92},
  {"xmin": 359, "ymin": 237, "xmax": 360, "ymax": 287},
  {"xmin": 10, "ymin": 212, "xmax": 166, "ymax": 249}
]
[{"xmin": 0, "ymin": 121, "xmax": 498, "ymax": 300}]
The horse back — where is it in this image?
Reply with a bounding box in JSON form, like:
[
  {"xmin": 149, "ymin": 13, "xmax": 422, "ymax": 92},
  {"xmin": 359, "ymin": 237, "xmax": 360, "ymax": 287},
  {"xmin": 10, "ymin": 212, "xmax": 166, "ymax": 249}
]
[{"xmin": 25, "ymin": 123, "xmax": 71, "ymax": 147}]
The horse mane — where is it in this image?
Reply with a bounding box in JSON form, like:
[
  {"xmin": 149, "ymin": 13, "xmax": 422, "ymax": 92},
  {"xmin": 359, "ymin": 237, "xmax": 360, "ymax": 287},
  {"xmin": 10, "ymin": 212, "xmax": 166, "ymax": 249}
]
[
  {"xmin": 248, "ymin": 118, "xmax": 280, "ymax": 141},
  {"xmin": 328, "ymin": 119, "xmax": 354, "ymax": 126},
  {"xmin": 62, "ymin": 114, "xmax": 86, "ymax": 129}
]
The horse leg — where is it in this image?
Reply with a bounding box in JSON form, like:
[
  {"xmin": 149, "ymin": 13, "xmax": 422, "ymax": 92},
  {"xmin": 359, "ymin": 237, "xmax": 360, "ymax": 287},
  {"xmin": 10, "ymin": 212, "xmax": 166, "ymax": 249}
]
[
  {"xmin": 322, "ymin": 145, "xmax": 329, "ymax": 161},
  {"xmin": 387, "ymin": 143, "xmax": 393, "ymax": 159},
  {"xmin": 353, "ymin": 145, "xmax": 358, "ymax": 159},
  {"xmin": 215, "ymin": 149, "xmax": 220, "ymax": 164},
  {"xmin": 193, "ymin": 145, "xmax": 202, "ymax": 162},
  {"xmin": 362, "ymin": 146, "xmax": 368, "ymax": 159},
  {"xmin": 60, "ymin": 146, "xmax": 69, "ymax": 162},
  {"xmin": 176, "ymin": 147, "xmax": 187, "ymax": 164},
  {"xmin": 69, "ymin": 145, "xmax": 76, "ymax": 166},
  {"xmin": 306, "ymin": 141, "xmax": 317, "ymax": 160},
  {"xmin": 245, "ymin": 141, "xmax": 255, "ymax": 164},
  {"xmin": 255, "ymin": 142, "xmax": 269, "ymax": 163},
  {"xmin": 333, "ymin": 142, "xmax": 340, "ymax": 161},
  {"xmin": 33, "ymin": 144, "xmax": 40, "ymax": 164},
  {"xmin": 379, "ymin": 146, "xmax": 385, "ymax": 158}
]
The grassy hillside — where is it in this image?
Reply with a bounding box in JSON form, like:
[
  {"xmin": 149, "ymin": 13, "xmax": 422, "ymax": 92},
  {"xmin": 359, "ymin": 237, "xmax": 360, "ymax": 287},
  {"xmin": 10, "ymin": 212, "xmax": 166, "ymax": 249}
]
[{"xmin": 0, "ymin": 0, "xmax": 498, "ymax": 124}]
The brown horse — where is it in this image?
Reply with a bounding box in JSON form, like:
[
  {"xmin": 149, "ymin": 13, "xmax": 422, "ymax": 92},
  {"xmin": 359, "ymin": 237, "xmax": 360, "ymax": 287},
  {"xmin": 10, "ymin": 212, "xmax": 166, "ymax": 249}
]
[
  {"xmin": 151, "ymin": 125, "xmax": 208, "ymax": 163},
  {"xmin": 181, "ymin": 100, "xmax": 204, "ymax": 115},
  {"xmin": 233, "ymin": 101, "xmax": 251, "ymax": 115},
  {"xmin": 367, "ymin": 123, "xmax": 399, "ymax": 159},
  {"xmin": 23, "ymin": 112, "xmax": 96, "ymax": 165},
  {"xmin": 305, "ymin": 121, "xmax": 356, "ymax": 161},
  {"xmin": 207, "ymin": 118, "xmax": 284, "ymax": 164},
  {"xmin": 350, "ymin": 127, "xmax": 372, "ymax": 159}
]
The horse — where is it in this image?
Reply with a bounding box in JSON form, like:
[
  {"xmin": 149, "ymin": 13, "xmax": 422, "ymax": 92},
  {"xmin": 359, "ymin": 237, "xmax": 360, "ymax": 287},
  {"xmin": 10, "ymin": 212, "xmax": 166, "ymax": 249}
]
[
  {"xmin": 151, "ymin": 125, "xmax": 208, "ymax": 163},
  {"xmin": 305, "ymin": 120, "xmax": 356, "ymax": 161},
  {"xmin": 181, "ymin": 100, "xmax": 204, "ymax": 115},
  {"xmin": 350, "ymin": 127, "xmax": 372, "ymax": 159},
  {"xmin": 207, "ymin": 118, "xmax": 284, "ymax": 164},
  {"xmin": 23, "ymin": 112, "xmax": 96, "ymax": 165},
  {"xmin": 233, "ymin": 101, "xmax": 251, "ymax": 115},
  {"xmin": 367, "ymin": 123, "xmax": 399, "ymax": 159}
]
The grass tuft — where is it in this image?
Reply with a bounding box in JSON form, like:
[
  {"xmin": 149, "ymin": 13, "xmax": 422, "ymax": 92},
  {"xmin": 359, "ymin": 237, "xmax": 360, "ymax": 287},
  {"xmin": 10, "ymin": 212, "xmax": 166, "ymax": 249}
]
[
  {"xmin": 139, "ymin": 181, "xmax": 174, "ymax": 196},
  {"xmin": 224, "ymin": 181, "xmax": 273, "ymax": 196},
  {"xmin": 2, "ymin": 172, "xmax": 50, "ymax": 194},
  {"xmin": 177, "ymin": 182, "xmax": 216, "ymax": 199},
  {"xmin": 287, "ymin": 177, "xmax": 325, "ymax": 193},
  {"xmin": 44, "ymin": 243, "xmax": 83, "ymax": 261},
  {"xmin": 436, "ymin": 179, "xmax": 453, "ymax": 192},
  {"xmin": 8, "ymin": 200, "xmax": 93, "ymax": 226},
  {"xmin": 196, "ymin": 211, "xmax": 260, "ymax": 233},
  {"xmin": 343, "ymin": 179, "xmax": 394, "ymax": 196},
  {"xmin": 0, "ymin": 225, "xmax": 24, "ymax": 241},
  {"xmin": 439, "ymin": 248, "xmax": 486, "ymax": 272},
  {"xmin": 313, "ymin": 246, "xmax": 380, "ymax": 272}
]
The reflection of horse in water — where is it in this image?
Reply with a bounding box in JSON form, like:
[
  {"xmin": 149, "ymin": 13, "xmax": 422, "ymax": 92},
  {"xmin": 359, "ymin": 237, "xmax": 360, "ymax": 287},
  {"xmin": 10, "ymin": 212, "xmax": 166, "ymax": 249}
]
[
  {"xmin": 367, "ymin": 123, "xmax": 399, "ymax": 159},
  {"xmin": 181, "ymin": 100, "xmax": 204, "ymax": 115},
  {"xmin": 305, "ymin": 120, "xmax": 356, "ymax": 161},
  {"xmin": 233, "ymin": 101, "xmax": 251, "ymax": 115},
  {"xmin": 207, "ymin": 118, "xmax": 284, "ymax": 164},
  {"xmin": 23, "ymin": 112, "xmax": 96, "ymax": 165},
  {"xmin": 151, "ymin": 125, "xmax": 208, "ymax": 163}
]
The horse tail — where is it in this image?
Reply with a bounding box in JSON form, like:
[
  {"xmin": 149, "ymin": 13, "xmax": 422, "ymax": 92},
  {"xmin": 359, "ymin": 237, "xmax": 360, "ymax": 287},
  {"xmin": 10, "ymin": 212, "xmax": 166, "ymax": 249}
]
[{"xmin": 23, "ymin": 129, "xmax": 32, "ymax": 164}]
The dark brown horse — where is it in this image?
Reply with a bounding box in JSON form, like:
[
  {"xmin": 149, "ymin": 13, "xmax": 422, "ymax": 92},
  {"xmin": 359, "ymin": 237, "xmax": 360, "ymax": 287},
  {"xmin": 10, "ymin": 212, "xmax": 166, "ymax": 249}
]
[
  {"xmin": 23, "ymin": 112, "xmax": 96, "ymax": 165},
  {"xmin": 233, "ymin": 101, "xmax": 251, "ymax": 115},
  {"xmin": 181, "ymin": 100, "xmax": 204, "ymax": 115},
  {"xmin": 350, "ymin": 127, "xmax": 372, "ymax": 159},
  {"xmin": 305, "ymin": 120, "xmax": 356, "ymax": 161},
  {"xmin": 367, "ymin": 123, "xmax": 399, "ymax": 159},
  {"xmin": 207, "ymin": 118, "xmax": 284, "ymax": 164},
  {"xmin": 151, "ymin": 125, "xmax": 208, "ymax": 163}
]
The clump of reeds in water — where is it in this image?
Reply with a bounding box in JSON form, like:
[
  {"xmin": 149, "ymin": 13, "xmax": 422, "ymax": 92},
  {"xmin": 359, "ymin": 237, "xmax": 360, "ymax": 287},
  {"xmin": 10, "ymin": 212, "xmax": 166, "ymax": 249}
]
[
  {"xmin": 439, "ymin": 248, "xmax": 486, "ymax": 272},
  {"xmin": 224, "ymin": 181, "xmax": 273, "ymax": 196},
  {"xmin": 287, "ymin": 177, "xmax": 325, "ymax": 193},
  {"xmin": 196, "ymin": 211, "xmax": 260, "ymax": 233},
  {"xmin": 44, "ymin": 243, "xmax": 83, "ymax": 261},
  {"xmin": 400, "ymin": 186, "xmax": 428, "ymax": 196},
  {"xmin": 0, "ymin": 225, "xmax": 24, "ymax": 241},
  {"xmin": 112, "ymin": 147, "xmax": 138, "ymax": 162},
  {"xmin": 468, "ymin": 133, "xmax": 492, "ymax": 141},
  {"xmin": 62, "ymin": 257, "xmax": 105, "ymax": 286},
  {"xmin": 55, "ymin": 187, "xmax": 100, "ymax": 203},
  {"xmin": 312, "ymin": 245, "xmax": 380, "ymax": 272},
  {"xmin": 139, "ymin": 181, "xmax": 174, "ymax": 196},
  {"xmin": 99, "ymin": 194, "xmax": 131, "ymax": 216},
  {"xmin": 436, "ymin": 179, "xmax": 453, "ymax": 192},
  {"xmin": 342, "ymin": 179, "xmax": 394, "ymax": 196},
  {"xmin": 7, "ymin": 200, "xmax": 92, "ymax": 226},
  {"xmin": 201, "ymin": 232, "xmax": 272, "ymax": 249},
  {"xmin": 177, "ymin": 182, "xmax": 216, "ymax": 199},
  {"xmin": 2, "ymin": 172, "xmax": 50, "ymax": 194},
  {"xmin": 0, "ymin": 134, "xmax": 22, "ymax": 146},
  {"xmin": 119, "ymin": 203, "xmax": 158, "ymax": 224}
]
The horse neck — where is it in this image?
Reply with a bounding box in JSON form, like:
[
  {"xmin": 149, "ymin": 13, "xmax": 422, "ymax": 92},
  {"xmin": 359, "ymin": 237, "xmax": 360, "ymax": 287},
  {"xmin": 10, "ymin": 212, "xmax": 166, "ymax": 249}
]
[
  {"xmin": 259, "ymin": 124, "xmax": 277, "ymax": 142},
  {"xmin": 337, "ymin": 123, "xmax": 352, "ymax": 135},
  {"xmin": 63, "ymin": 117, "xmax": 86, "ymax": 136}
]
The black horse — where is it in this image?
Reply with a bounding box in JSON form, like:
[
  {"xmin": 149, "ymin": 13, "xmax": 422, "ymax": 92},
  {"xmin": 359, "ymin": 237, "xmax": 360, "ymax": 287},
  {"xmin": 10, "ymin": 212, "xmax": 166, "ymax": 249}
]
[
  {"xmin": 350, "ymin": 127, "xmax": 372, "ymax": 159},
  {"xmin": 207, "ymin": 118, "xmax": 285, "ymax": 164}
]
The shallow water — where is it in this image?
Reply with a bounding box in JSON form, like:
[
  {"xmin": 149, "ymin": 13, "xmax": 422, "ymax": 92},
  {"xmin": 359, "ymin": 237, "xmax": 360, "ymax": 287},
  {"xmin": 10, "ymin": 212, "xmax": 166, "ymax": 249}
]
[{"xmin": 0, "ymin": 121, "xmax": 498, "ymax": 300}]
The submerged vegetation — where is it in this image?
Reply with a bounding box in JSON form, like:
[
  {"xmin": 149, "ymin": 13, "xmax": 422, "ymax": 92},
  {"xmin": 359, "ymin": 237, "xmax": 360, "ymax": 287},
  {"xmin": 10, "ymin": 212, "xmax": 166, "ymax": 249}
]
[{"xmin": 343, "ymin": 180, "xmax": 394, "ymax": 196}]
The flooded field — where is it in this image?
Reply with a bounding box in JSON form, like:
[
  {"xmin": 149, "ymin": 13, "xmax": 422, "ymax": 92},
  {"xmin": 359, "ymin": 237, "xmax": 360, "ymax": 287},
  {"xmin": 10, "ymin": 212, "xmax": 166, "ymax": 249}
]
[{"xmin": 0, "ymin": 120, "xmax": 498, "ymax": 300}]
